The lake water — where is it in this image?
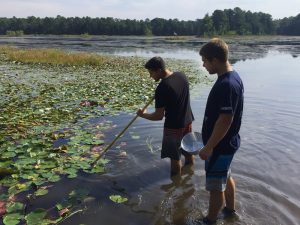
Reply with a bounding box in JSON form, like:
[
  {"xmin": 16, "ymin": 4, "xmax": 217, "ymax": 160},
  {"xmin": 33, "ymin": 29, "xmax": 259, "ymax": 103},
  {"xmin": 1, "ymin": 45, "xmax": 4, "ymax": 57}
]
[{"xmin": 1, "ymin": 36, "xmax": 300, "ymax": 225}]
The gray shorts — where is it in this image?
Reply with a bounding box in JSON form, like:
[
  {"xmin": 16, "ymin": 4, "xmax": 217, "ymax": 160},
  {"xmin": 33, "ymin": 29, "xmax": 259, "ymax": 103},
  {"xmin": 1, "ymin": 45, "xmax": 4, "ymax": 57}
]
[
  {"xmin": 161, "ymin": 134, "xmax": 182, "ymax": 160},
  {"xmin": 161, "ymin": 124, "xmax": 192, "ymax": 160}
]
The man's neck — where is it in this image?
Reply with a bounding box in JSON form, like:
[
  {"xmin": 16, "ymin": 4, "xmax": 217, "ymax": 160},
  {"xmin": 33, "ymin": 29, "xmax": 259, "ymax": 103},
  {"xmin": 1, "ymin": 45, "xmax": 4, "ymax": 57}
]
[
  {"xmin": 217, "ymin": 62, "xmax": 232, "ymax": 77},
  {"xmin": 162, "ymin": 69, "xmax": 173, "ymax": 79}
]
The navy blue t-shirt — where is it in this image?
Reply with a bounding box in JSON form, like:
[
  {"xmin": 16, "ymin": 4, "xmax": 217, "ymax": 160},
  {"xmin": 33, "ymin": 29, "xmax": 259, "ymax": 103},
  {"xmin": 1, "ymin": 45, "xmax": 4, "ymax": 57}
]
[
  {"xmin": 155, "ymin": 72, "xmax": 194, "ymax": 129},
  {"xmin": 202, "ymin": 70, "xmax": 244, "ymax": 155}
]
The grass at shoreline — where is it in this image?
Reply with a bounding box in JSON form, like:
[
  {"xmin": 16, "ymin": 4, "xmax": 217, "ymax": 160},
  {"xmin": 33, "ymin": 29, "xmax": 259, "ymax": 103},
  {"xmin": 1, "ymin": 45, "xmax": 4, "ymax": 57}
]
[{"xmin": 0, "ymin": 46, "xmax": 110, "ymax": 66}]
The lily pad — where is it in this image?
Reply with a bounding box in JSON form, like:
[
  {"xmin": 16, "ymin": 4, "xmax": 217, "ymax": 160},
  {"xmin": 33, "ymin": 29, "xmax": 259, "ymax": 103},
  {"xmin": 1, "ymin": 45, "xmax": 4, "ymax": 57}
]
[
  {"xmin": 6, "ymin": 202, "xmax": 24, "ymax": 213},
  {"xmin": 47, "ymin": 175, "xmax": 61, "ymax": 182},
  {"xmin": 25, "ymin": 208, "xmax": 47, "ymax": 225},
  {"xmin": 109, "ymin": 195, "xmax": 128, "ymax": 203},
  {"xmin": 3, "ymin": 213, "xmax": 23, "ymax": 225},
  {"xmin": 35, "ymin": 189, "xmax": 49, "ymax": 196}
]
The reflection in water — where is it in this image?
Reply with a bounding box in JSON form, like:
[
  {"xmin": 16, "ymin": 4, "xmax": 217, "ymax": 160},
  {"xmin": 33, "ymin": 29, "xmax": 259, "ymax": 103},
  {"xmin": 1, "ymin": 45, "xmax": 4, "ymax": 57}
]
[
  {"xmin": 153, "ymin": 166, "xmax": 198, "ymax": 225},
  {"xmin": 1, "ymin": 35, "xmax": 300, "ymax": 63}
]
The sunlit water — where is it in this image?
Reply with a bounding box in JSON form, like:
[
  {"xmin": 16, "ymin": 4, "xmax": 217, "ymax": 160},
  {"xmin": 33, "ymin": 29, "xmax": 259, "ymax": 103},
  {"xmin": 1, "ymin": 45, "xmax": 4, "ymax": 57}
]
[{"xmin": 1, "ymin": 36, "xmax": 300, "ymax": 225}]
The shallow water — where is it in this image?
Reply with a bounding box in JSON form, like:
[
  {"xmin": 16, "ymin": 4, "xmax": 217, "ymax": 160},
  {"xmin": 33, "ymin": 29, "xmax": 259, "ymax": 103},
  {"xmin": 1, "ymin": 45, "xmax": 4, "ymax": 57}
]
[{"xmin": 1, "ymin": 36, "xmax": 300, "ymax": 225}]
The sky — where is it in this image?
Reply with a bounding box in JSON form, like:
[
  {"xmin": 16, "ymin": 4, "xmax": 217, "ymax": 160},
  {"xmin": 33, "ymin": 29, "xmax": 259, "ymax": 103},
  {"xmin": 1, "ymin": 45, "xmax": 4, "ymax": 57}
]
[{"xmin": 0, "ymin": 0, "xmax": 299, "ymax": 20}]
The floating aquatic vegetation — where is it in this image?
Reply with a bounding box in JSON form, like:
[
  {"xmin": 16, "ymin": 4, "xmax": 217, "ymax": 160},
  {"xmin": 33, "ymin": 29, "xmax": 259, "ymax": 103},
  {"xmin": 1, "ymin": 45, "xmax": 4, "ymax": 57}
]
[
  {"xmin": 79, "ymin": 100, "xmax": 102, "ymax": 107},
  {"xmin": 109, "ymin": 195, "xmax": 128, "ymax": 204},
  {"xmin": 131, "ymin": 135, "xmax": 140, "ymax": 140},
  {"xmin": 146, "ymin": 136, "xmax": 160, "ymax": 154},
  {"xmin": 1, "ymin": 188, "xmax": 89, "ymax": 225},
  {"xmin": 0, "ymin": 46, "xmax": 206, "ymax": 224}
]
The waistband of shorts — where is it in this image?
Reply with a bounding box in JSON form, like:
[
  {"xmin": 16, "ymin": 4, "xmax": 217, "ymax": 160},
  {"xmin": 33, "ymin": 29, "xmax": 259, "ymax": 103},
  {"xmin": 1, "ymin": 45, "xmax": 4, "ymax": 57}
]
[{"xmin": 164, "ymin": 123, "xmax": 192, "ymax": 136}]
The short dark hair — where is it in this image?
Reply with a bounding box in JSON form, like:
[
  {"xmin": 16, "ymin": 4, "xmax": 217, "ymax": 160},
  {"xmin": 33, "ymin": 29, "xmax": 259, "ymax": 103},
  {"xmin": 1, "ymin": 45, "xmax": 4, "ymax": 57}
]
[
  {"xmin": 199, "ymin": 38, "xmax": 229, "ymax": 62},
  {"xmin": 144, "ymin": 56, "xmax": 166, "ymax": 70}
]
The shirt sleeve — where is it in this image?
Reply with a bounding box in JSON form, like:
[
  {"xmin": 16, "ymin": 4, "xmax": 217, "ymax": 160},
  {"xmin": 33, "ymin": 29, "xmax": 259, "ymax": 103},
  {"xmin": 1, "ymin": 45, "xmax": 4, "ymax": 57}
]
[
  {"xmin": 218, "ymin": 83, "xmax": 234, "ymax": 114},
  {"xmin": 155, "ymin": 83, "xmax": 166, "ymax": 108}
]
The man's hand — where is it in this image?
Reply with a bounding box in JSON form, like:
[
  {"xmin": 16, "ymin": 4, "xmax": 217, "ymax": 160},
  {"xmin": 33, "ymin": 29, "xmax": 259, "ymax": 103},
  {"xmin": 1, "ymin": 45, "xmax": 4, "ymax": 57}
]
[
  {"xmin": 137, "ymin": 107, "xmax": 164, "ymax": 121},
  {"xmin": 199, "ymin": 145, "xmax": 213, "ymax": 160},
  {"xmin": 137, "ymin": 108, "xmax": 147, "ymax": 117},
  {"xmin": 199, "ymin": 114, "xmax": 233, "ymax": 160}
]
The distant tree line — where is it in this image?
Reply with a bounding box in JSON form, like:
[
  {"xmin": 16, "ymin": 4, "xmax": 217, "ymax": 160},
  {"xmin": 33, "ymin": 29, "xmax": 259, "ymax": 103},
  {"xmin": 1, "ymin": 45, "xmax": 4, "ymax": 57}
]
[{"xmin": 0, "ymin": 7, "xmax": 299, "ymax": 36}]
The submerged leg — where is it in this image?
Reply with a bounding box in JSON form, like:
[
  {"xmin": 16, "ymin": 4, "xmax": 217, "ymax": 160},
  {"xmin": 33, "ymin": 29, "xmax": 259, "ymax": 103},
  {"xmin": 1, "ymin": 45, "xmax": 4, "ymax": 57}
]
[
  {"xmin": 207, "ymin": 190, "xmax": 225, "ymax": 221},
  {"xmin": 184, "ymin": 154, "xmax": 195, "ymax": 165},
  {"xmin": 225, "ymin": 176, "xmax": 236, "ymax": 210},
  {"xmin": 170, "ymin": 159, "xmax": 182, "ymax": 176}
]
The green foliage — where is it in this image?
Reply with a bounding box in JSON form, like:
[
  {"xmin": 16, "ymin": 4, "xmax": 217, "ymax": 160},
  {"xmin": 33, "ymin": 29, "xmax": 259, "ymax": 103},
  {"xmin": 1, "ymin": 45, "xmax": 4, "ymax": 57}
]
[
  {"xmin": 6, "ymin": 202, "xmax": 24, "ymax": 213},
  {"xmin": 0, "ymin": 47, "xmax": 203, "ymax": 224},
  {"xmin": 109, "ymin": 195, "xmax": 128, "ymax": 203},
  {"xmin": 0, "ymin": 46, "xmax": 108, "ymax": 66},
  {"xmin": 5, "ymin": 30, "xmax": 24, "ymax": 37},
  {"xmin": 0, "ymin": 9, "xmax": 298, "ymax": 36},
  {"xmin": 3, "ymin": 213, "xmax": 24, "ymax": 225},
  {"xmin": 277, "ymin": 14, "xmax": 300, "ymax": 35},
  {"xmin": 25, "ymin": 209, "xmax": 47, "ymax": 225},
  {"xmin": 80, "ymin": 33, "xmax": 90, "ymax": 38}
]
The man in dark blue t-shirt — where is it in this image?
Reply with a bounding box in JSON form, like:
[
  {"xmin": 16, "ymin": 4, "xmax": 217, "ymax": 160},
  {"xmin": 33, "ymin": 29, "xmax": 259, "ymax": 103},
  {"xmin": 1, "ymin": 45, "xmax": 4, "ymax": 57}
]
[
  {"xmin": 137, "ymin": 56, "xmax": 194, "ymax": 177},
  {"xmin": 198, "ymin": 38, "xmax": 244, "ymax": 224}
]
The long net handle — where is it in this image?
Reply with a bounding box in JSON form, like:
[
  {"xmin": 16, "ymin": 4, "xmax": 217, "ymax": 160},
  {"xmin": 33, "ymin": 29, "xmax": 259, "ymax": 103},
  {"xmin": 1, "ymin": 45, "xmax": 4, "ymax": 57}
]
[{"xmin": 91, "ymin": 96, "xmax": 154, "ymax": 167}]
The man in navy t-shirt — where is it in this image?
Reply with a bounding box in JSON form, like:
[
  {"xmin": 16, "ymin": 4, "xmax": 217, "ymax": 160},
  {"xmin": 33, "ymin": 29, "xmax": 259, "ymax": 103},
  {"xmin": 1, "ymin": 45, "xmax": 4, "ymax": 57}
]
[{"xmin": 198, "ymin": 38, "xmax": 244, "ymax": 224}]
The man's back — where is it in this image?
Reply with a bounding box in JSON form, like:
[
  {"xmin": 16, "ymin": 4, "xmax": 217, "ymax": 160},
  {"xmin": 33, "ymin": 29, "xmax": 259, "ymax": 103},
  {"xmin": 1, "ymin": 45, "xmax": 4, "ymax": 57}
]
[{"xmin": 155, "ymin": 72, "xmax": 194, "ymax": 129}]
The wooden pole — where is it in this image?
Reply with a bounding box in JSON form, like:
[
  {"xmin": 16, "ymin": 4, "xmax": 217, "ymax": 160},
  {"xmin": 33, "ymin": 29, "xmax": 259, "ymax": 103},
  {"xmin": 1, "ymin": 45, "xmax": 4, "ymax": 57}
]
[{"xmin": 91, "ymin": 96, "xmax": 154, "ymax": 167}]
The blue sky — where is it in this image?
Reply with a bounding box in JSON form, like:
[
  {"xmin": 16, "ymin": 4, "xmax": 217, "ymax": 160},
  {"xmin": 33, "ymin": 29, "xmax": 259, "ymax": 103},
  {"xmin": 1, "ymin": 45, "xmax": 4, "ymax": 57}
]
[{"xmin": 0, "ymin": 0, "xmax": 299, "ymax": 20}]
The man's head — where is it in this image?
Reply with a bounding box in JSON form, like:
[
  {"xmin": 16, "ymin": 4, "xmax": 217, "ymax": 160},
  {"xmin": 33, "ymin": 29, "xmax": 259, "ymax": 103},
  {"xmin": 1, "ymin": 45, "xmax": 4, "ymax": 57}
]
[
  {"xmin": 145, "ymin": 57, "xmax": 166, "ymax": 82},
  {"xmin": 199, "ymin": 38, "xmax": 229, "ymax": 74}
]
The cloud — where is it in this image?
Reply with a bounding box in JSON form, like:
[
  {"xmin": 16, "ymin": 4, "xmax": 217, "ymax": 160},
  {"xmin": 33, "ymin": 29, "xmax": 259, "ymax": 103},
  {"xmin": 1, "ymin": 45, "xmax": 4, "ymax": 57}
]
[
  {"xmin": 0, "ymin": 1, "xmax": 63, "ymax": 18},
  {"xmin": 0, "ymin": 0, "xmax": 298, "ymax": 19}
]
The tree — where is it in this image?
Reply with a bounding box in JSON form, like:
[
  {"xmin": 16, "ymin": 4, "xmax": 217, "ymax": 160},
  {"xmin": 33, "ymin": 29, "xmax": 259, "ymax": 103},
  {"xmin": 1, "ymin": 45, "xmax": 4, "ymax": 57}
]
[
  {"xmin": 202, "ymin": 14, "xmax": 214, "ymax": 35},
  {"xmin": 233, "ymin": 7, "xmax": 247, "ymax": 35},
  {"xmin": 151, "ymin": 18, "xmax": 166, "ymax": 35},
  {"xmin": 0, "ymin": 10, "xmax": 299, "ymax": 36},
  {"xmin": 277, "ymin": 14, "xmax": 300, "ymax": 35},
  {"xmin": 212, "ymin": 10, "xmax": 229, "ymax": 34}
]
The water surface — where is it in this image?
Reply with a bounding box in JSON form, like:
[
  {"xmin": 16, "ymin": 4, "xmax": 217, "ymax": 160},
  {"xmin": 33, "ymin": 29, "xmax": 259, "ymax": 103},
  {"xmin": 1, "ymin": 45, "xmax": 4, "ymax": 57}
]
[{"xmin": 1, "ymin": 36, "xmax": 300, "ymax": 225}]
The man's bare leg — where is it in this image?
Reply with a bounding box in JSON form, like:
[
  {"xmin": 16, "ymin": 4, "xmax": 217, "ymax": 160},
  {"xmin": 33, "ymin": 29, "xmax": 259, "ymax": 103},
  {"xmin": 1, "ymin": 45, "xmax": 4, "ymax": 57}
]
[
  {"xmin": 225, "ymin": 176, "xmax": 236, "ymax": 211},
  {"xmin": 207, "ymin": 190, "xmax": 225, "ymax": 221},
  {"xmin": 170, "ymin": 159, "xmax": 182, "ymax": 176},
  {"xmin": 184, "ymin": 154, "xmax": 194, "ymax": 165}
]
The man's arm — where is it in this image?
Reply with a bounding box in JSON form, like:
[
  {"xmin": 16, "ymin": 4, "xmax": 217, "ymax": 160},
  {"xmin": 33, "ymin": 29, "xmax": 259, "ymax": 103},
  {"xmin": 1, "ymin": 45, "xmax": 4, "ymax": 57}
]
[
  {"xmin": 199, "ymin": 113, "xmax": 233, "ymax": 160},
  {"xmin": 137, "ymin": 107, "xmax": 164, "ymax": 121}
]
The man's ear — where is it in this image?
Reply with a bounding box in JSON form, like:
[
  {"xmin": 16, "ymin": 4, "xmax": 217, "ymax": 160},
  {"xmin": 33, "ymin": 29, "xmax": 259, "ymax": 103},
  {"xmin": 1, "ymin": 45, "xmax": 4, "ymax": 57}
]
[
  {"xmin": 211, "ymin": 58, "xmax": 218, "ymax": 64},
  {"xmin": 211, "ymin": 57, "xmax": 221, "ymax": 66}
]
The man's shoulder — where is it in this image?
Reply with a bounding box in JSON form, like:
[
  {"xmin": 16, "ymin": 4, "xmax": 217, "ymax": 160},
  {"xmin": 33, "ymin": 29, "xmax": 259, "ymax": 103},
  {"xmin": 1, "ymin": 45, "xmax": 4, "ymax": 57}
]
[
  {"xmin": 174, "ymin": 71, "xmax": 185, "ymax": 75},
  {"xmin": 172, "ymin": 72, "xmax": 188, "ymax": 83},
  {"xmin": 162, "ymin": 71, "xmax": 186, "ymax": 84},
  {"xmin": 156, "ymin": 80, "xmax": 168, "ymax": 93},
  {"xmin": 219, "ymin": 71, "xmax": 242, "ymax": 85},
  {"xmin": 167, "ymin": 71, "xmax": 184, "ymax": 78}
]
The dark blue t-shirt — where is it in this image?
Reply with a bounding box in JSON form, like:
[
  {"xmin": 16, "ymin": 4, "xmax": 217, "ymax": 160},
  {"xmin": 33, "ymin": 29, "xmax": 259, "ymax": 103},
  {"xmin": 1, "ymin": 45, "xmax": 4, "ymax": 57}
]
[
  {"xmin": 202, "ymin": 70, "xmax": 244, "ymax": 155},
  {"xmin": 155, "ymin": 72, "xmax": 194, "ymax": 129}
]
